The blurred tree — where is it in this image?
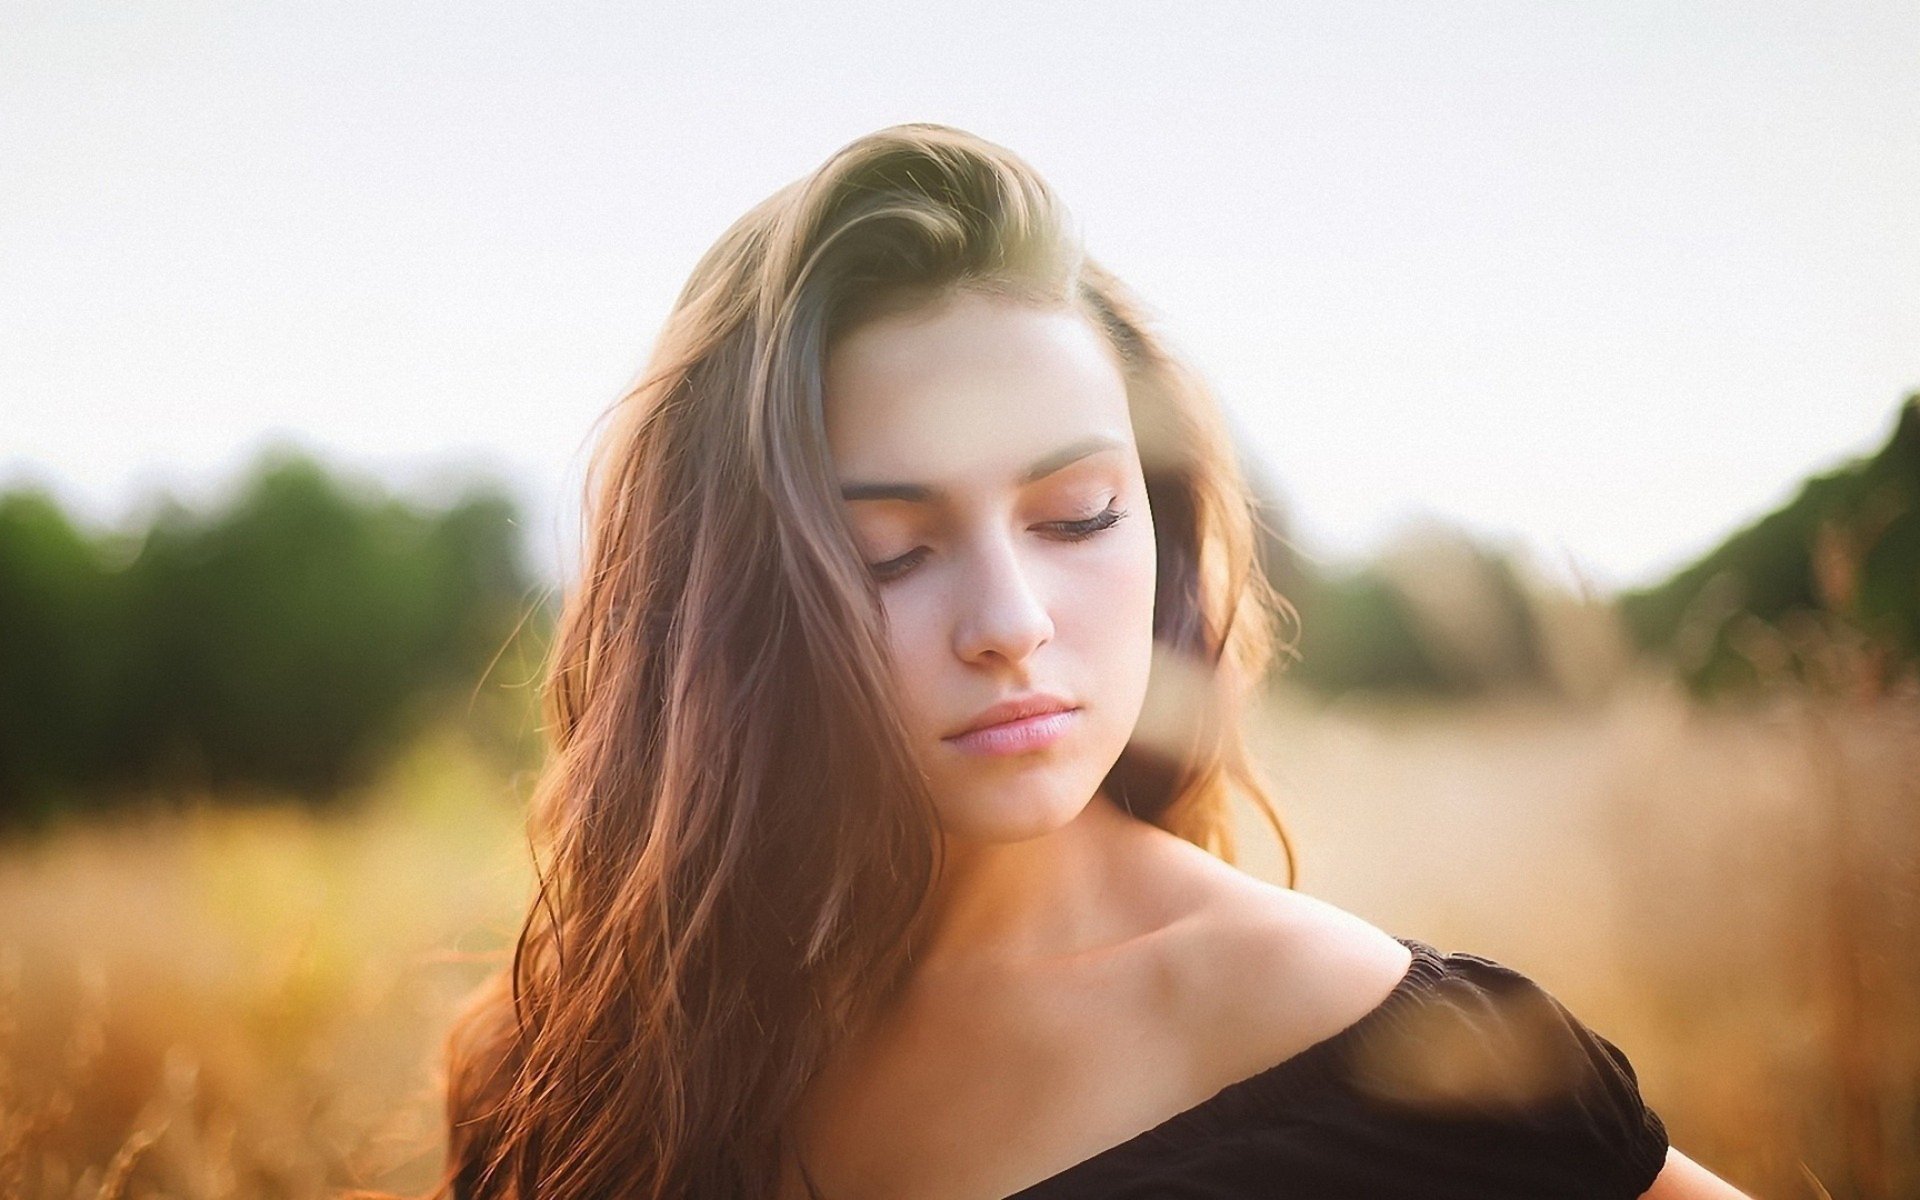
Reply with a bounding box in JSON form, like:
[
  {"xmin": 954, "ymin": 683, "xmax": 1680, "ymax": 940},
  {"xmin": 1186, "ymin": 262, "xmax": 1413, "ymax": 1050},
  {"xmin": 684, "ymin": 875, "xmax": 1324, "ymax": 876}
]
[
  {"xmin": 1241, "ymin": 442, "xmax": 1556, "ymax": 700},
  {"xmin": 1618, "ymin": 392, "xmax": 1920, "ymax": 699},
  {"xmin": 1283, "ymin": 565, "xmax": 1454, "ymax": 696},
  {"xmin": 0, "ymin": 491, "xmax": 129, "ymax": 820},
  {"xmin": 0, "ymin": 447, "xmax": 549, "ymax": 827}
]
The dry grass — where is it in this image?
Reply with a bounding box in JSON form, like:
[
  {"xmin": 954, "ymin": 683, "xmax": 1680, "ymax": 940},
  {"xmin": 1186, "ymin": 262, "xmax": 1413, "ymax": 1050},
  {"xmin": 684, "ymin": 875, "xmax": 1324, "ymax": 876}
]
[
  {"xmin": 2, "ymin": 676, "xmax": 1913, "ymax": 1198},
  {"xmin": 1234, "ymin": 669, "xmax": 1919, "ymax": 1200},
  {"xmin": 0, "ymin": 730, "xmax": 534, "ymax": 1199}
]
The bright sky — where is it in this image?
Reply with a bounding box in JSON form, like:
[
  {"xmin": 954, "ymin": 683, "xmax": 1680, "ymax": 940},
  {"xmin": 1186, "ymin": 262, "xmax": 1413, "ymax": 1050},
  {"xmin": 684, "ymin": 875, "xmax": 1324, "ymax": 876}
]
[{"xmin": 5, "ymin": 2, "xmax": 1916, "ymax": 593}]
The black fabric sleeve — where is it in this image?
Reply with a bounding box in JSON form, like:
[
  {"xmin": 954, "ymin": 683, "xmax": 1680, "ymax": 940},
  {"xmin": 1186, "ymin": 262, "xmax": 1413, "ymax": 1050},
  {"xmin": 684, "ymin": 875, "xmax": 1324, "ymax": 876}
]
[
  {"xmin": 998, "ymin": 937, "xmax": 1671, "ymax": 1200},
  {"xmin": 1342, "ymin": 949, "xmax": 1672, "ymax": 1199}
]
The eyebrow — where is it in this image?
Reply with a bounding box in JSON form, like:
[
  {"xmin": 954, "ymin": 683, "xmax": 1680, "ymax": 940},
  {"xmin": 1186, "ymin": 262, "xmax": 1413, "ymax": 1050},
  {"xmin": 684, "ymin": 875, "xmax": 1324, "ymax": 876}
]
[{"xmin": 840, "ymin": 433, "xmax": 1128, "ymax": 503}]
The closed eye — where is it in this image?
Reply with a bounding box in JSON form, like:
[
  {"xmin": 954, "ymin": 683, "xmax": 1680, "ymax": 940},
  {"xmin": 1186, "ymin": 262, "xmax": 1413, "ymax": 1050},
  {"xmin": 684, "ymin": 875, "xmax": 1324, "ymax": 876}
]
[
  {"xmin": 866, "ymin": 503, "xmax": 1130, "ymax": 583},
  {"xmin": 1048, "ymin": 503, "xmax": 1129, "ymax": 541}
]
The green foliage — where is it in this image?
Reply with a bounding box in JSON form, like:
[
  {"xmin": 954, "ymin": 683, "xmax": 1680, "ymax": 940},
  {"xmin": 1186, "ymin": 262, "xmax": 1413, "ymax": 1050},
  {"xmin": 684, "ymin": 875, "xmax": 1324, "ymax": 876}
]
[
  {"xmin": 0, "ymin": 492, "xmax": 128, "ymax": 813},
  {"xmin": 1283, "ymin": 567, "xmax": 1453, "ymax": 696},
  {"xmin": 0, "ymin": 448, "xmax": 550, "ymax": 826},
  {"xmin": 1258, "ymin": 511, "xmax": 1555, "ymax": 701},
  {"xmin": 1617, "ymin": 393, "xmax": 1920, "ymax": 698}
]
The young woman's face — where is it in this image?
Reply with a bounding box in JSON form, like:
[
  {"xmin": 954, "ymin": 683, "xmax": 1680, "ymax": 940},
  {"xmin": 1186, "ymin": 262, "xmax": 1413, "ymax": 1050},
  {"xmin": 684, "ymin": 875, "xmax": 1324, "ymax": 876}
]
[{"xmin": 824, "ymin": 290, "xmax": 1158, "ymax": 844}]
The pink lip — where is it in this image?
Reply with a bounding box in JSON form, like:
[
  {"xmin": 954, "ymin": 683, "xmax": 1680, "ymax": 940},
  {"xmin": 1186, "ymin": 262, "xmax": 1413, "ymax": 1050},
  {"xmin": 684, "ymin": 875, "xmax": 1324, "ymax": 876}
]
[{"xmin": 942, "ymin": 707, "xmax": 1080, "ymax": 757}]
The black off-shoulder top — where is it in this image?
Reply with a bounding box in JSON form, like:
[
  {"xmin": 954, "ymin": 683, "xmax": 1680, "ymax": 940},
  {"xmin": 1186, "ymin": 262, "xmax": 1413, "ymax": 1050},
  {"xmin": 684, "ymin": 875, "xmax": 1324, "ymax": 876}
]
[
  {"xmin": 999, "ymin": 936, "xmax": 1671, "ymax": 1199},
  {"xmin": 796, "ymin": 936, "xmax": 1670, "ymax": 1199}
]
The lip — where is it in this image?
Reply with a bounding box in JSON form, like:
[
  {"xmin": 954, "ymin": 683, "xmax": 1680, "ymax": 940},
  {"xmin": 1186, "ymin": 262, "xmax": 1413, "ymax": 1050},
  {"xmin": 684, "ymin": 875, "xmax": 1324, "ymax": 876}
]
[{"xmin": 943, "ymin": 693, "xmax": 1080, "ymax": 757}]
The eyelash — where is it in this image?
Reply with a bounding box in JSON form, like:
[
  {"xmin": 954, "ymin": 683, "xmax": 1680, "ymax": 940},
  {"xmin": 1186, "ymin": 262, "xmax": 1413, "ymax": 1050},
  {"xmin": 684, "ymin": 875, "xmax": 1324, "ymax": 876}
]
[{"xmin": 868, "ymin": 503, "xmax": 1130, "ymax": 583}]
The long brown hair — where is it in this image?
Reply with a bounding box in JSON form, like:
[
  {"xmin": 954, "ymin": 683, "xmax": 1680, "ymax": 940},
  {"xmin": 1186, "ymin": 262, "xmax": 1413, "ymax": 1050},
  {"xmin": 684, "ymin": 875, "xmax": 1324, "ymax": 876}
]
[{"xmin": 424, "ymin": 122, "xmax": 1298, "ymax": 1199}]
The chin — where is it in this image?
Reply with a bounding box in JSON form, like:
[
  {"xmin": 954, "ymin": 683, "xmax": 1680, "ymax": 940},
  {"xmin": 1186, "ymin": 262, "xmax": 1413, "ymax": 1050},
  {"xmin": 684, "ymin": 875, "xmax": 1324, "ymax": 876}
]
[{"xmin": 931, "ymin": 773, "xmax": 1102, "ymax": 845}]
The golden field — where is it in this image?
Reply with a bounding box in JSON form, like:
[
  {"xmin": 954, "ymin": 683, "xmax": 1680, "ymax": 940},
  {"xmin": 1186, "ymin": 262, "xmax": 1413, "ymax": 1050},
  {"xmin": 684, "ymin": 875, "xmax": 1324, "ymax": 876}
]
[{"xmin": 2, "ymin": 673, "xmax": 1914, "ymax": 1199}]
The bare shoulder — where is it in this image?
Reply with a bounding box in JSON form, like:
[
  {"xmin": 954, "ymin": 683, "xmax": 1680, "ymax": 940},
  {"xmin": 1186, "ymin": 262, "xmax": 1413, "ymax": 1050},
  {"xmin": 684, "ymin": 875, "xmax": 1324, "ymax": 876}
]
[
  {"xmin": 1140, "ymin": 842, "xmax": 1415, "ymax": 1082},
  {"xmin": 1639, "ymin": 1147, "xmax": 1754, "ymax": 1199}
]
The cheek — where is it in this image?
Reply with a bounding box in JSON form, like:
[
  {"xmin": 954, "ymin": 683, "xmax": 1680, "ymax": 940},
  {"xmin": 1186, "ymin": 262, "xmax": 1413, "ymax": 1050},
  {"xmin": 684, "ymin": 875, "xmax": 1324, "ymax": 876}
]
[
  {"xmin": 878, "ymin": 596, "xmax": 948, "ymax": 731},
  {"xmin": 1066, "ymin": 514, "xmax": 1158, "ymax": 638},
  {"xmin": 1065, "ymin": 535, "xmax": 1159, "ymax": 719}
]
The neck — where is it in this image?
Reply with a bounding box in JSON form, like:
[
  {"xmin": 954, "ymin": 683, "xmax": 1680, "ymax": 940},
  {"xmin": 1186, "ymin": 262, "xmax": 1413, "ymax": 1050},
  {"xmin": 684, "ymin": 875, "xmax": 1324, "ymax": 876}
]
[{"xmin": 907, "ymin": 790, "xmax": 1151, "ymax": 976}]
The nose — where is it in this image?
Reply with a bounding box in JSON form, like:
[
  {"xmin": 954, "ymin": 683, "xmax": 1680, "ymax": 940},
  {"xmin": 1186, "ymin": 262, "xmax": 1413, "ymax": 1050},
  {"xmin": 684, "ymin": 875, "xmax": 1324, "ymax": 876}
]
[{"xmin": 951, "ymin": 534, "xmax": 1054, "ymax": 667}]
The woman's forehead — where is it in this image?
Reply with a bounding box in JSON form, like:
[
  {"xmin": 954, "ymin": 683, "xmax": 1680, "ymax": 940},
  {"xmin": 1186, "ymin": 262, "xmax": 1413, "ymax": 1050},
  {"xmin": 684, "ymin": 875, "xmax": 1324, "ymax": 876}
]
[{"xmin": 823, "ymin": 293, "xmax": 1132, "ymax": 486}]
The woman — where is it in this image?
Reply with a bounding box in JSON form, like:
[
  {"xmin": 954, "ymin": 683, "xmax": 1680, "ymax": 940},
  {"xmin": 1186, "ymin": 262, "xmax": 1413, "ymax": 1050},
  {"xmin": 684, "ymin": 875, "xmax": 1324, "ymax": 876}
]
[{"xmin": 429, "ymin": 124, "xmax": 1748, "ymax": 1199}]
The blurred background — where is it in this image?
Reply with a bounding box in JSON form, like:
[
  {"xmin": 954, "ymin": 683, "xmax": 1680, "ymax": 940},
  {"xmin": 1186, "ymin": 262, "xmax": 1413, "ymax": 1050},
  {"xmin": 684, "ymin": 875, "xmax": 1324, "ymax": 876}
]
[{"xmin": 3, "ymin": 4, "xmax": 1916, "ymax": 1198}]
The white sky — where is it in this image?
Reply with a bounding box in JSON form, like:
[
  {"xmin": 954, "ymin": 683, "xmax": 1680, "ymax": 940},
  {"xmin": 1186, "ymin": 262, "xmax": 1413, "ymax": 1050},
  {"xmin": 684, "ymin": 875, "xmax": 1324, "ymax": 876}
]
[{"xmin": 4, "ymin": 2, "xmax": 1917, "ymax": 593}]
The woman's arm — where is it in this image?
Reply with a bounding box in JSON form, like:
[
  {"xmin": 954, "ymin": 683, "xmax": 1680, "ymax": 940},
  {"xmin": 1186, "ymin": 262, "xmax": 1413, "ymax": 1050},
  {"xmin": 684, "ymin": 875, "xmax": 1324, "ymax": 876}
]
[{"xmin": 1639, "ymin": 1146, "xmax": 1753, "ymax": 1199}]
